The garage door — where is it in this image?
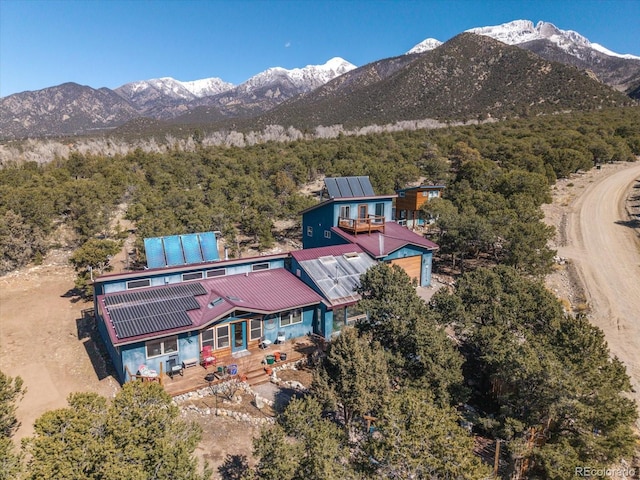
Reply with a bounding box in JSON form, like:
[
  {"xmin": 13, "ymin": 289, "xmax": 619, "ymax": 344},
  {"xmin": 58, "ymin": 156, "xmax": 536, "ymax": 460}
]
[{"xmin": 390, "ymin": 256, "xmax": 421, "ymax": 284}]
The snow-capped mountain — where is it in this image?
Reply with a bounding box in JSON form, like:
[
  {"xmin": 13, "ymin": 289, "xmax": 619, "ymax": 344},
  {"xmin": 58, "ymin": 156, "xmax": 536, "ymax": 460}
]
[
  {"xmin": 465, "ymin": 20, "xmax": 640, "ymax": 61},
  {"xmin": 405, "ymin": 19, "xmax": 640, "ymax": 98},
  {"xmin": 407, "ymin": 38, "xmax": 443, "ymax": 54},
  {"xmin": 238, "ymin": 57, "xmax": 356, "ymax": 93}
]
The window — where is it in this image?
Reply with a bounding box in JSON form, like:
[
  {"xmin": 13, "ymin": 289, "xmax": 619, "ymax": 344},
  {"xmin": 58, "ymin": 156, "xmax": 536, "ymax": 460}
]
[
  {"xmin": 422, "ymin": 191, "xmax": 429, "ymax": 197},
  {"xmin": 252, "ymin": 262, "xmax": 269, "ymax": 272},
  {"xmin": 339, "ymin": 205, "xmax": 351, "ymax": 219},
  {"xmin": 375, "ymin": 202, "xmax": 385, "ymax": 217},
  {"xmin": 324, "ymin": 230, "xmax": 331, "ymax": 239},
  {"xmin": 250, "ymin": 318, "xmax": 262, "ymax": 340},
  {"xmin": 358, "ymin": 204, "xmax": 368, "ymax": 219},
  {"xmin": 307, "ymin": 226, "xmax": 313, "ymax": 237},
  {"xmin": 182, "ymin": 271, "xmax": 203, "ymax": 281},
  {"xmin": 207, "ymin": 268, "xmax": 226, "ymax": 278},
  {"xmin": 332, "ymin": 307, "xmax": 346, "ymax": 334},
  {"xmin": 201, "ymin": 328, "xmax": 214, "ymax": 349},
  {"xmin": 398, "ymin": 191, "xmax": 405, "ymax": 198},
  {"xmin": 216, "ymin": 325, "xmax": 230, "ymax": 349},
  {"xmin": 280, "ymin": 309, "xmax": 302, "ymax": 327},
  {"xmin": 127, "ymin": 279, "xmax": 150, "ymax": 289},
  {"xmin": 145, "ymin": 336, "xmax": 178, "ymax": 358}
]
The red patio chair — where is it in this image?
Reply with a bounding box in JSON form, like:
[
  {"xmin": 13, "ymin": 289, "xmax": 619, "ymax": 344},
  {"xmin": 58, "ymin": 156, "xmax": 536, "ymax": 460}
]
[{"xmin": 200, "ymin": 345, "xmax": 216, "ymax": 369}]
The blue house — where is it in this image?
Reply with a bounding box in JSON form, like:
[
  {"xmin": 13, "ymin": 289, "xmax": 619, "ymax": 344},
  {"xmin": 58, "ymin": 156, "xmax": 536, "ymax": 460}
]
[
  {"xmin": 93, "ymin": 178, "xmax": 439, "ymax": 384},
  {"xmin": 94, "ymin": 252, "xmax": 324, "ymax": 383},
  {"xmin": 301, "ymin": 177, "xmax": 438, "ymax": 287}
]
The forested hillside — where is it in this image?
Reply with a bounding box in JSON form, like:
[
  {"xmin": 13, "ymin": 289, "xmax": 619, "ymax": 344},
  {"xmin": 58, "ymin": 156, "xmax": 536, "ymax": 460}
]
[{"xmin": 1, "ymin": 108, "xmax": 639, "ymax": 280}]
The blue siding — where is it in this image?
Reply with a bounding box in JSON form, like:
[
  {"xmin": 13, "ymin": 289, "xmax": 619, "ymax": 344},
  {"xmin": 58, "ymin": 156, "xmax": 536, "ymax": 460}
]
[{"xmin": 302, "ymin": 198, "xmax": 394, "ymax": 249}]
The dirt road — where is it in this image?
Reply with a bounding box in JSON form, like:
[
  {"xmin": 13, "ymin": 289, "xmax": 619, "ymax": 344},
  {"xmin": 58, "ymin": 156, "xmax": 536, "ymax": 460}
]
[{"xmin": 554, "ymin": 162, "xmax": 640, "ymax": 413}]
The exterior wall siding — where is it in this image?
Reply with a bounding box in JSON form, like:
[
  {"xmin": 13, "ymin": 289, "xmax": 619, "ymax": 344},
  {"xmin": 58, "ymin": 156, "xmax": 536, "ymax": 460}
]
[
  {"xmin": 384, "ymin": 246, "xmax": 433, "ymax": 287},
  {"xmin": 100, "ymin": 259, "xmax": 286, "ymax": 294}
]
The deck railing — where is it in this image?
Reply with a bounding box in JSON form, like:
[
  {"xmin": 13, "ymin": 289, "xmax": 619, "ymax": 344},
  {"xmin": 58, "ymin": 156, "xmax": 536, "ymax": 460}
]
[{"xmin": 338, "ymin": 215, "xmax": 385, "ymax": 235}]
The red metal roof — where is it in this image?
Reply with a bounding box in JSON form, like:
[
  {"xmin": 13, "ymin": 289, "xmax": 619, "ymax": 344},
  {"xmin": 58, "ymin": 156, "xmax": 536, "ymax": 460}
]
[
  {"xmin": 98, "ymin": 268, "xmax": 323, "ymax": 346},
  {"xmin": 331, "ymin": 221, "xmax": 439, "ymax": 258}
]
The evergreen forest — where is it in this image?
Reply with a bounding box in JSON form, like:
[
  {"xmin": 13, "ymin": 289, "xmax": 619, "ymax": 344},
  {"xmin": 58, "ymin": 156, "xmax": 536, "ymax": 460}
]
[{"xmin": 1, "ymin": 107, "xmax": 640, "ymax": 478}]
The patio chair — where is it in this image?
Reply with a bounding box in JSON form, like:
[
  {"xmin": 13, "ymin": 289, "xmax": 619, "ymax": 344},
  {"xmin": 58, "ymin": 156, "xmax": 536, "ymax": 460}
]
[
  {"xmin": 259, "ymin": 336, "xmax": 272, "ymax": 349},
  {"xmin": 166, "ymin": 354, "xmax": 183, "ymax": 379},
  {"xmin": 276, "ymin": 330, "xmax": 286, "ymax": 344},
  {"xmin": 200, "ymin": 345, "xmax": 216, "ymax": 369}
]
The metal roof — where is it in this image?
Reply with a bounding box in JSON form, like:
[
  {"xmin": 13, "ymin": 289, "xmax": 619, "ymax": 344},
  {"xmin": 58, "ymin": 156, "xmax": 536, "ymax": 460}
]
[
  {"xmin": 332, "ymin": 221, "xmax": 439, "ymax": 257},
  {"xmin": 295, "ymin": 249, "xmax": 376, "ymax": 306},
  {"xmin": 324, "ymin": 176, "xmax": 375, "ymax": 198},
  {"xmin": 99, "ymin": 268, "xmax": 324, "ymax": 346}
]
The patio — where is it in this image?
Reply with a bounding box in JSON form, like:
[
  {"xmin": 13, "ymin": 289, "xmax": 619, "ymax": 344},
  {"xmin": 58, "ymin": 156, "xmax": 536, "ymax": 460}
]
[{"xmin": 155, "ymin": 335, "xmax": 324, "ymax": 397}]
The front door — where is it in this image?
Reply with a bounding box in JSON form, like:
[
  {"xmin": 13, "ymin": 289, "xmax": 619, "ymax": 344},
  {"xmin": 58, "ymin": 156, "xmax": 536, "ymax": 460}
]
[
  {"xmin": 231, "ymin": 322, "xmax": 247, "ymax": 352},
  {"xmin": 358, "ymin": 204, "xmax": 368, "ymax": 219}
]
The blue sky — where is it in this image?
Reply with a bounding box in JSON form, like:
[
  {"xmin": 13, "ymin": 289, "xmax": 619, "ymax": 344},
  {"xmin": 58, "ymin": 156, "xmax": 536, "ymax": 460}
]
[{"xmin": 1, "ymin": 0, "xmax": 639, "ymax": 97}]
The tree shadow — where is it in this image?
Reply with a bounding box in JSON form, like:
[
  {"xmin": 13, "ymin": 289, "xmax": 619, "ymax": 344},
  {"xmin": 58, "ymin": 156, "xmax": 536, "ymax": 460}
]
[
  {"xmin": 218, "ymin": 454, "xmax": 250, "ymax": 480},
  {"xmin": 615, "ymin": 218, "xmax": 640, "ymax": 230},
  {"xmin": 60, "ymin": 287, "xmax": 85, "ymax": 303},
  {"xmin": 273, "ymin": 386, "xmax": 306, "ymax": 414},
  {"xmin": 76, "ymin": 308, "xmax": 116, "ymax": 381}
]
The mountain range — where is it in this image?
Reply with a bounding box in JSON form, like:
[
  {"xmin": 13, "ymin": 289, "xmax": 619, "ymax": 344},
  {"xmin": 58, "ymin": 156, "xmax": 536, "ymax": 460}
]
[{"xmin": 1, "ymin": 20, "xmax": 638, "ymax": 140}]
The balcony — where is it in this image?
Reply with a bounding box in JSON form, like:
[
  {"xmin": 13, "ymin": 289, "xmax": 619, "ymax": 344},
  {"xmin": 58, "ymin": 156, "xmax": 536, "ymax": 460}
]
[{"xmin": 338, "ymin": 215, "xmax": 386, "ymax": 235}]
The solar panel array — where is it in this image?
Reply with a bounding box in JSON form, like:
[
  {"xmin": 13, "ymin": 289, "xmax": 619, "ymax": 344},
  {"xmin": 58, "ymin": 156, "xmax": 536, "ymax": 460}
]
[
  {"xmin": 144, "ymin": 232, "xmax": 220, "ymax": 269},
  {"xmin": 104, "ymin": 283, "xmax": 206, "ymax": 339},
  {"xmin": 324, "ymin": 176, "xmax": 375, "ymax": 199}
]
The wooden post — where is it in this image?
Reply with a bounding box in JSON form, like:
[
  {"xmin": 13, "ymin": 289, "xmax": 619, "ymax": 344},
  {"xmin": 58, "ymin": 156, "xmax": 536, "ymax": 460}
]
[{"xmin": 493, "ymin": 439, "xmax": 501, "ymax": 477}]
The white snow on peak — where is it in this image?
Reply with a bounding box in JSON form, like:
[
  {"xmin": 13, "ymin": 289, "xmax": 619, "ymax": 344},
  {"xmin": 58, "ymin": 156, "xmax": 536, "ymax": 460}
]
[
  {"xmin": 406, "ymin": 19, "xmax": 640, "ymax": 61},
  {"xmin": 591, "ymin": 43, "xmax": 640, "ymax": 60},
  {"xmin": 466, "ymin": 20, "xmax": 640, "ymax": 60},
  {"xmin": 407, "ymin": 38, "xmax": 443, "ymax": 54},
  {"xmin": 117, "ymin": 76, "xmax": 234, "ymax": 100},
  {"xmin": 239, "ymin": 57, "xmax": 356, "ymax": 92},
  {"xmin": 181, "ymin": 77, "xmax": 235, "ymax": 97}
]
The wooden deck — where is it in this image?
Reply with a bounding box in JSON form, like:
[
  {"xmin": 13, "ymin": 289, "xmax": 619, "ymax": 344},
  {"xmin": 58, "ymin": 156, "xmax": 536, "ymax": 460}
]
[
  {"xmin": 338, "ymin": 215, "xmax": 385, "ymax": 235},
  {"xmin": 154, "ymin": 336, "xmax": 323, "ymax": 397}
]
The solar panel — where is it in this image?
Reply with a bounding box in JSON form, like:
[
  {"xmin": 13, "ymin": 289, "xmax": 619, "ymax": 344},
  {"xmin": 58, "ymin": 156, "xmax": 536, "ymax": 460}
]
[
  {"xmin": 356, "ymin": 176, "xmax": 375, "ymax": 196},
  {"xmin": 112, "ymin": 311, "xmax": 192, "ymax": 338},
  {"xmin": 144, "ymin": 237, "xmax": 166, "ymax": 269},
  {"xmin": 163, "ymin": 235, "xmax": 185, "ymax": 266},
  {"xmin": 104, "ymin": 282, "xmax": 206, "ymax": 308},
  {"xmin": 335, "ymin": 177, "xmax": 350, "ymax": 197},
  {"xmin": 199, "ymin": 232, "xmax": 219, "ymax": 261},
  {"xmin": 347, "ymin": 177, "xmax": 365, "ymax": 196},
  {"xmin": 324, "ymin": 176, "xmax": 376, "ymax": 198},
  {"xmin": 324, "ymin": 178, "xmax": 341, "ymax": 199},
  {"xmin": 181, "ymin": 234, "xmax": 204, "ymax": 264}
]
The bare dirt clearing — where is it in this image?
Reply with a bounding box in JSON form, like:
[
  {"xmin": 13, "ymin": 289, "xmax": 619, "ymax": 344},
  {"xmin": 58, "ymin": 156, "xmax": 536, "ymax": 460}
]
[{"xmin": 543, "ymin": 161, "xmax": 640, "ymax": 424}]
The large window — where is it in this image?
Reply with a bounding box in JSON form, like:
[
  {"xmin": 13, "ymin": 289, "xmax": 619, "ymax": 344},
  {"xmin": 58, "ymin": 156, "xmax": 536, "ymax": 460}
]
[
  {"xmin": 280, "ymin": 309, "xmax": 302, "ymax": 327},
  {"xmin": 339, "ymin": 205, "xmax": 351, "ymax": 219},
  {"xmin": 216, "ymin": 325, "xmax": 230, "ymax": 349},
  {"xmin": 146, "ymin": 336, "xmax": 178, "ymax": 358},
  {"xmin": 201, "ymin": 328, "xmax": 215, "ymax": 349},
  {"xmin": 201, "ymin": 325, "xmax": 231, "ymax": 350},
  {"xmin": 375, "ymin": 202, "xmax": 385, "ymax": 217},
  {"xmin": 250, "ymin": 318, "xmax": 262, "ymax": 341},
  {"xmin": 252, "ymin": 262, "xmax": 270, "ymax": 272}
]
